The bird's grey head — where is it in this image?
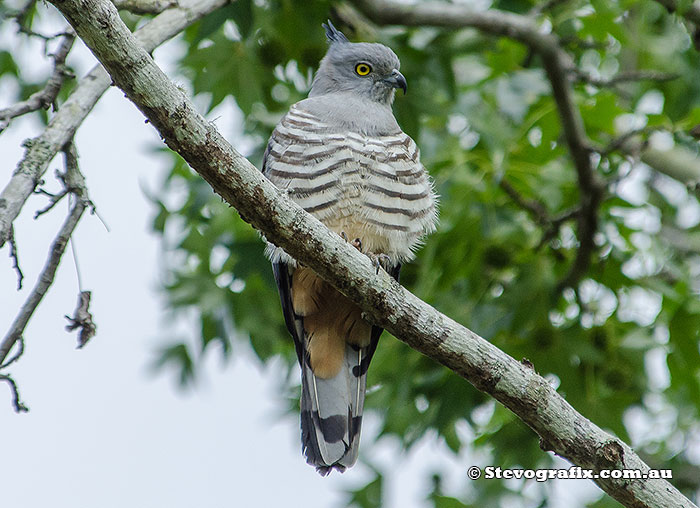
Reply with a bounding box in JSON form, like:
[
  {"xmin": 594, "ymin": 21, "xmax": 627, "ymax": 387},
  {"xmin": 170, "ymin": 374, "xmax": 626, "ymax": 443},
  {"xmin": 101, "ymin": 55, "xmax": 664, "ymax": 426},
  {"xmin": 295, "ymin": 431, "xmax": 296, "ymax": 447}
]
[{"xmin": 309, "ymin": 20, "xmax": 406, "ymax": 105}]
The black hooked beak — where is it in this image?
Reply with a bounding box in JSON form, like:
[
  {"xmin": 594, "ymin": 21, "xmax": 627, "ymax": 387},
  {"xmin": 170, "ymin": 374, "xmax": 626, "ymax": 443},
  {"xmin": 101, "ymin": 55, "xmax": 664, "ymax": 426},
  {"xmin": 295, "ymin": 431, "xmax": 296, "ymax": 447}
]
[{"xmin": 384, "ymin": 69, "xmax": 407, "ymax": 94}]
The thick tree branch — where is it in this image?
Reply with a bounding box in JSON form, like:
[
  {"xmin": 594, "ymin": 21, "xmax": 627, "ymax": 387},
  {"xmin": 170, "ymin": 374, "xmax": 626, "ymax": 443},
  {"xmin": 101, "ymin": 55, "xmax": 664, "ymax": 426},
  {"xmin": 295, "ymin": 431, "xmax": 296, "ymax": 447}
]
[
  {"xmin": 0, "ymin": 0, "xmax": 229, "ymax": 250},
  {"xmin": 47, "ymin": 1, "xmax": 696, "ymax": 507},
  {"xmin": 0, "ymin": 30, "xmax": 76, "ymax": 133}
]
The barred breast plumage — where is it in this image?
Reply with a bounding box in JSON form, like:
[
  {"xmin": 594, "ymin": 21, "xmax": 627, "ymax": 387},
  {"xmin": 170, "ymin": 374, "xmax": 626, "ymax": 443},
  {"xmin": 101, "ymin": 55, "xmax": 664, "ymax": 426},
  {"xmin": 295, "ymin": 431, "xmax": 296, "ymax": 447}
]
[{"xmin": 264, "ymin": 102, "xmax": 437, "ymax": 263}]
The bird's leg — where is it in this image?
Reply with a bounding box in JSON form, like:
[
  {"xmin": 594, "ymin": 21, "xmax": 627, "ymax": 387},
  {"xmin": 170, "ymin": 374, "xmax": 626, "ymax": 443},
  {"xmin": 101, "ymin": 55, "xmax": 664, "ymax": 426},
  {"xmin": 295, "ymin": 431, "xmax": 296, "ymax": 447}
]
[
  {"xmin": 367, "ymin": 252, "xmax": 391, "ymax": 274},
  {"xmin": 339, "ymin": 232, "xmax": 388, "ymax": 272}
]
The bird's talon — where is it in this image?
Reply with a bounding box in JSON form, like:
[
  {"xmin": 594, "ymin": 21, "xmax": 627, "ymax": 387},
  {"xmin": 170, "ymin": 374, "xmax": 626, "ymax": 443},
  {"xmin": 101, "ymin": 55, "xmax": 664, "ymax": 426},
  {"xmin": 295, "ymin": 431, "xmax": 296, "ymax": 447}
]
[
  {"xmin": 378, "ymin": 253, "xmax": 391, "ymax": 270},
  {"xmin": 340, "ymin": 231, "xmax": 348, "ymax": 242},
  {"xmin": 366, "ymin": 252, "xmax": 391, "ymax": 274},
  {"xmin": 351, "ymin": 238, "xmax": 363, "ymax": 252}
]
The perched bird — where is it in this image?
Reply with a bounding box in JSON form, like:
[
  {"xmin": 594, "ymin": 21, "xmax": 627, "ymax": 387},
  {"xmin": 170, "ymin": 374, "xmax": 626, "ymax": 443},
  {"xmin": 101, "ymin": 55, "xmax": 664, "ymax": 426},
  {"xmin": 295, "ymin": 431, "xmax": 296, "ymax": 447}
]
[{"xmin": 263, "ymin": 20, "xmax": 438, "ymax": 475}]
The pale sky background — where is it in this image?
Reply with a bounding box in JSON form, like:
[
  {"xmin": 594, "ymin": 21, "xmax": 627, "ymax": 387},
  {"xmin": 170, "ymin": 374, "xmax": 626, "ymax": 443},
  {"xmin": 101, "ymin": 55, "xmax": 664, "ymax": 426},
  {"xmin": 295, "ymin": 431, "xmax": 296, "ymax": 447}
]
[{"xmin": 0, "ymin": 5, "xmax": 604, "ymax": 508}]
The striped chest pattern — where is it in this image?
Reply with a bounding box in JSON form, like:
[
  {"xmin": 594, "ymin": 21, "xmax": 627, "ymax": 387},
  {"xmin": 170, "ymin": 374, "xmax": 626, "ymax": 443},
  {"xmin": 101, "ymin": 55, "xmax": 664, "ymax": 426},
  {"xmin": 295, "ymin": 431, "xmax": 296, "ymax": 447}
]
[{"xmin": 264, "ymin": 104, "xmax": 437, "ymax": 261}]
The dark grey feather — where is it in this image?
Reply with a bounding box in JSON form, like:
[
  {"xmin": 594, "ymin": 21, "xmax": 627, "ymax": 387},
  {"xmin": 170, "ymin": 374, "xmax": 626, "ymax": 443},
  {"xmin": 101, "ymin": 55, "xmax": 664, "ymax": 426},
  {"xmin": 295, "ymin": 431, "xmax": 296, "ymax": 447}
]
[{"xmin": 323, "ymin": 19, "xmax": 348, "ymax": 44}]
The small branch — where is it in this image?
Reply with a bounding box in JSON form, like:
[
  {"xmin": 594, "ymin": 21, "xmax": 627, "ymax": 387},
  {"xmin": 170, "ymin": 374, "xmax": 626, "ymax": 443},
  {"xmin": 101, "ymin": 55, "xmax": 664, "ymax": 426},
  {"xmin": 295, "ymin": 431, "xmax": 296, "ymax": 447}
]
[
  {"xmin": 0, "ymin": 195, "xmax": 87, "ymax": 367},
  {"xmin": 558, "ymin": 35, "xmax": 610, "ymax": 50},
  {"xmin": 111, "ymin": 0, "xmax": 177, "ymax": 14},
  {"xmin": 0, "ymin": 141, "xmax": 94, "ymax": 409},
  {"xmin": 550, "ymin": 207, "xmax": 581, "ymax": 228},
  {"xmin": 596, "ymin": 128, "xmax": 656, "ymax": 158},
  {"xmin": 574, "ymin": 69, "xmax": 680, "ymax": 88},
  {"xmin": 499, "ymin": 178, "xmax": 549, "ymax": 225},
  {"xmin": 17, "ymin": 27, "xmax": 73, "ymax": 43},
  {"xmin": 33, "ymin": 163, "xmax": 85, "ymax": 220},
  {"xmin": 8, "ymin": 226, "xmax": 24, "ymax": 290},
  {"xmin": 0, "ymin": 337, "xmax": 24, "ymax": 369},
  {"xmin": 0, "ymin": 30, "xmax": 76, "ymax": 133},
  {"xmin": 0, "ymin": 374, "xmax": 29, "ymax": 413},
  {"xmin": 33, "ymin": 186, "xmax": 70, "ymax": 219},
  {"xmin": 499, "ymin": 179, "xmax": 581, "ymax": 249}
]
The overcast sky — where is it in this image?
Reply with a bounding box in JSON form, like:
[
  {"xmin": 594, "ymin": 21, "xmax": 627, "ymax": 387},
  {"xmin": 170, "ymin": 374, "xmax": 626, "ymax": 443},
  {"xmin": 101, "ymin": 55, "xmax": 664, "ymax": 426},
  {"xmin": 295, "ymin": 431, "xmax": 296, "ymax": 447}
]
[{"xmin": 0, "ymin": 8, "xmax": 601, "ymax": 508}]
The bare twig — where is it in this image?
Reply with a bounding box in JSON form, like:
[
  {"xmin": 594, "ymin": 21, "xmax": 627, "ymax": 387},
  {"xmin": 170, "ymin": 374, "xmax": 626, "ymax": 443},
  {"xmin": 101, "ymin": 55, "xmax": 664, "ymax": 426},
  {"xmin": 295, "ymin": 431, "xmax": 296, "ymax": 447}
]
[
  {"xmin": 33, "ymin": 186, "xmax": 70, "ymax": 219},
  {"xmin": 33, "ymin": 165, "xmax": 83, "ymax": 219},
  {"xmin": 597, "ymin": 128, "xmax": 657, "ymax": 158},
  {"xmin": 0, "ymin": 0, "xmax": 229, "ymax": 250},
  {"xmin": 17, "ymin": 27, "xmax": 73, "ymax": 43},
  {"xmin": 0, "ymin": 141, "xmax": 95, "ymax": 408},
  {"xmin": 47, "ymin": 3, "xmax": 695, "ymax": 506},
  {"xmin": 7, "ymin": 226, "xmax": 24, "ymax": 290},
  {"xmin": 34, "ymin": 143, "xmax": 90, "ymax": 219},
  {"xmin": 0, "ymin": 30, "xmax": 76, "ymax": 133},
  {"xmin": 0, "ymin": 337, "xmax": 24, "ymax": 369},
  {"xmin": 499, "ymin": 179, "xmax": 581, "ymax": 249},
  {"xmin": 499, "ymin": 178, "xmax": 549, "ymax": 225},
  {"xmin": 574, "ymin": 69, "xmax": 680, "ymax": 88},
  {"xmin": 0, "ymin": 374, "xmax": 29, "ymax": 413},
  {"xmin": 0, "ymin": 191, "xmax": 87, "ymax": 367},
  {"xmin": 550, "ymin": 207, "xmax": 581, "ymax": 228},
  {"xmin": 538, "ymin": 207, "xmax": 582, "ymax": 250},
  {"xmin": 558, "ymin": 35, "xmax": 610, "ymax": 50}
]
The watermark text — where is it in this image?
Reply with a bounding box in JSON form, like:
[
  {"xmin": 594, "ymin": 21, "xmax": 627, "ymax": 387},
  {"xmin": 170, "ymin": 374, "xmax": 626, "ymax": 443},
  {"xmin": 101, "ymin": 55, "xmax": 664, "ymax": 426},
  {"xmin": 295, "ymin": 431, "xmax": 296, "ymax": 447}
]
[{"xmin": 467, "ymin": 466, "xmax": 672, "ymax": 482}]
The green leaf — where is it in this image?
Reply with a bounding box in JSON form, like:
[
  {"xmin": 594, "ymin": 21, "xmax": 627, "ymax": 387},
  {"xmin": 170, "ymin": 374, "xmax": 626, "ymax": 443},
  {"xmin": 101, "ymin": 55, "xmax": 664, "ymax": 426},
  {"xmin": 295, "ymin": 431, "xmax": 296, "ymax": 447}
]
[
  {"xmin": 153, "ymin": 343, "xmax": 195, "ymax": 386},
  {"xmin": 346, "ymin": 470, "xmax": 383, "ymax": 508}
]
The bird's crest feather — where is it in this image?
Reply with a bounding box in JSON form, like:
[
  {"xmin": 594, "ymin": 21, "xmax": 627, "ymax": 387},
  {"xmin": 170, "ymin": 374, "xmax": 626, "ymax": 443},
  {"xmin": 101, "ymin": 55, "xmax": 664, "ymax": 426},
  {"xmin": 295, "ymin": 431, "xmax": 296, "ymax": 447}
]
[{"xmin": 323, "ymin": 19, "xmax": 349, "ymax": 44}]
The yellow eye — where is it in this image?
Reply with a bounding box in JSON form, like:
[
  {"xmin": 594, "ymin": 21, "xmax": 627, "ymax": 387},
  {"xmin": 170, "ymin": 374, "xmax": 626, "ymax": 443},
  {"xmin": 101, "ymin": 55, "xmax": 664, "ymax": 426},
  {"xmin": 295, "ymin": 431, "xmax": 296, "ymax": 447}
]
[{"xmin": 355, "ymin": 63, "xmax": 372, "ymax": 76}]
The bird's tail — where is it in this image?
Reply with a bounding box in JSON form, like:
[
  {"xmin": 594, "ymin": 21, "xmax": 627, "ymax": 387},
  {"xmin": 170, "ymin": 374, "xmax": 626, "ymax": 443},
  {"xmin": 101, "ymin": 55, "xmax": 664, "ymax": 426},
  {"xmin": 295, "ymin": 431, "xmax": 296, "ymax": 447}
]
[
  {"xmin": 272, "ymin": 262, "xmax": 387, "ymax": 475},
  {"xmin": 300, "ymin": 339, "xmax": 371, "ymax": 475}
]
